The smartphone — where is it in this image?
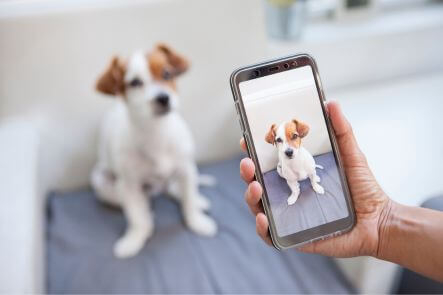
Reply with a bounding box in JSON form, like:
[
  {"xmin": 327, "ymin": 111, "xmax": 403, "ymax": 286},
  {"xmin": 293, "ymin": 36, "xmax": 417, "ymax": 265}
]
[{"xmin": 230, "ymin": 54, "xmax": 355, "ymax": 249}]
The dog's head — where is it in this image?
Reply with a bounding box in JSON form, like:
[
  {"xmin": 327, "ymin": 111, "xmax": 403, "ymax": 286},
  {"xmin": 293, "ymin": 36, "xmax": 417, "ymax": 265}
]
[
  {"xmin": 96, "ymin": 43, "xmax": 189, "ymax": 122},
  {"xmin": 265, "ymin": 119, "xmax": 309, "ymax": 159}
]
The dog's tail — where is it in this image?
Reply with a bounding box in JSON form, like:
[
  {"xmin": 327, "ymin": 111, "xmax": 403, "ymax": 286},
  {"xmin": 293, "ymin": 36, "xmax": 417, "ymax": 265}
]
[
  {"xmin": 199, "ymin": 174, "xmax": 217, "ymax": 187},
  {"xmin": 315, "ymin": 164, "xmax": 324, "ymax": 170}
]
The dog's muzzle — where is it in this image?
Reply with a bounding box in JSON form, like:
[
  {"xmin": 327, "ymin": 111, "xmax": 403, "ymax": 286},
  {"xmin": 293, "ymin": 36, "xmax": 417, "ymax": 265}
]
[
  {"xmin": 154, "ymin": 93, "xmax": 170, "ymax": 115},
  {"xmin": 285, "ymin": 148, "xmax": 294, "ymax": 158}
]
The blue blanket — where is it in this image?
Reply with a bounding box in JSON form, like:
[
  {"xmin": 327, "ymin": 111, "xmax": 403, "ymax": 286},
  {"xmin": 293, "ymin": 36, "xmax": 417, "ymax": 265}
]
[
  {"xmin": 264, "ymin": 152, "xmax": 349, "ymax": 237},
  {"xmin": 46, "ymin": 155, "xmax": 354, "ymax": 293}
]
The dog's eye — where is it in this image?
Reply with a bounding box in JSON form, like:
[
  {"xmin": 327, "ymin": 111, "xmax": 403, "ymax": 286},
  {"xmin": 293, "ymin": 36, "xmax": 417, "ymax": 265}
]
[
  {"xmin": 292, "ymin": 134, "xmax": 298, "ymax": 140},
  {"xmin": 276, "ymin": 138, "xmax": 283, "ymax": 143},
  {"xmin": 129, "ymin": 78, "xmax": 143, "ymax": 87}
]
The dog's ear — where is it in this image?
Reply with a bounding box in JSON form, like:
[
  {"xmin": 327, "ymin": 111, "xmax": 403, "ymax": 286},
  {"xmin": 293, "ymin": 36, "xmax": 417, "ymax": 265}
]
[
  {"xmin": 96, "ymin": 56, "xmax": 126, "ymax": 96},
  {"xmin": 265, "ymin": 124, "xmax": 277, "ymax": 145},
  {"xmin": 293, "ymin": 119, "xmax": 309, "ymax": 138},
  {"xmin": 154, "ymin": 43, "xmax": 189, "ymax": 78}
]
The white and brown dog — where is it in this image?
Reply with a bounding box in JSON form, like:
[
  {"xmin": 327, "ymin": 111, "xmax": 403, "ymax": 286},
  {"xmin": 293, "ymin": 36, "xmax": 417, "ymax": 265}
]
[
  {"xmin": 91, "ymin": 44, "xmax": 217, "ymax": 258},
  {"xmin": 265, "ymin": 119, "xmax": 324, "ymax": 205}
]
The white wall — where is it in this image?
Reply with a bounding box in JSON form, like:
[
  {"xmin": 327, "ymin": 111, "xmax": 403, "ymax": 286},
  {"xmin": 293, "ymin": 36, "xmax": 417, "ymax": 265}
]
[{"xmin": 0, "ymin": 0, "xmax": 267, "ymax": 191}]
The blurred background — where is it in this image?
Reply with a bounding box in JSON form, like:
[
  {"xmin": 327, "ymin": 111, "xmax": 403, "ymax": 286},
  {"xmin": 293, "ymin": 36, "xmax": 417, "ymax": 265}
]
[{"xmin": 1, "ymin": 0, "xmax": 443, "ymax": 293}]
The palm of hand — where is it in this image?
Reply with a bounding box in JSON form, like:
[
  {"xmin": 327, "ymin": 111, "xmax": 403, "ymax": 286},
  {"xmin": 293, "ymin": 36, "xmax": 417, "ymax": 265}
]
[{"xmin": 300, "ymin": 142, "xmax": 389, "ymax": 258}]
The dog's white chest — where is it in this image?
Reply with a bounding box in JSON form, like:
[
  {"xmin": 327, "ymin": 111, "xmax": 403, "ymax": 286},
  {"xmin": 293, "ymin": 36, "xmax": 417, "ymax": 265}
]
[
  {"xmin": 132, "ymin": 133, "xmax": 178, "ymax": 183},
  {"xmin": 101, "ymin": 105, "xmax": 195, "ymax": 193},
  {"xmin": 281, "ymin": 156, "xmax": 309, "ymax": 181},
  {"xmin": 140, "ymin": 148, "xmax": 175, "ymax": 179}
]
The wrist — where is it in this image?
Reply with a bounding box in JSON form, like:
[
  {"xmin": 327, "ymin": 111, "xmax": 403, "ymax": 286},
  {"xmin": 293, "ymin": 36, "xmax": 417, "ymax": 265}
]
[{"xmin": 375, "ymin": 198, "xmax": 399, "ymax": 260}]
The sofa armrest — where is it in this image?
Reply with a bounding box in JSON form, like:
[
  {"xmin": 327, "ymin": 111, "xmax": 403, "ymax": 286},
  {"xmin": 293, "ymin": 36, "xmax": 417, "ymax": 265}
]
[{"xmin": 0, "ymin": 118, "xmax": 44, "ymax": 293}]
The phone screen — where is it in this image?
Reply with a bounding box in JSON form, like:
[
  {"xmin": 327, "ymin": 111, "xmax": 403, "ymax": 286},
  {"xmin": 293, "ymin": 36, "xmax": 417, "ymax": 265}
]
[{"xmin": 239, "ymin": 65, "xmax": 350, "ymax": 238}]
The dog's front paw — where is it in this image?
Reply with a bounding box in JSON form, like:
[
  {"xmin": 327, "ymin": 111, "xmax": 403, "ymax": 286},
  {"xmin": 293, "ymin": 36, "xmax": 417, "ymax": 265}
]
[
  {"xmin": 287, "ymin": 194, "xmax": 299, "ymax": 205},
  {"xmin": 313, "ymin": 184, "xmax": 325, "ymax": 194},
  {"xmin": 186, "ymin": 211, "xmax": 217, "ymax": 237},
  {"xmin": 114, "ymin": 236, "xmax": 145, "ymax": 259},
  {"xmin": 113, "ymin": 226, "xmax": 153, "ymax": 259}
]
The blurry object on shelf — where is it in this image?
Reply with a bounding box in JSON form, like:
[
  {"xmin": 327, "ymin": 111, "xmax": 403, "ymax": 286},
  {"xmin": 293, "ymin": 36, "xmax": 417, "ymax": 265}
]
[
  {"xmin": 346, "ymin": 0, "xmax": 371, "ymax": 8},
  {"xmin": 264, "ymin": 0, "xmax": 308, "ymax": 40},
  {"xmin": 335, "ymin": 0, "xmax": 376, "ymax": 20}
]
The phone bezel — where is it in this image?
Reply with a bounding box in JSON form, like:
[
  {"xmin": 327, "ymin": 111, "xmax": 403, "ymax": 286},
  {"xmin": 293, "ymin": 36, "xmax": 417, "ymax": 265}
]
[{"xmin": 230, "ymin": 54, "xmax": 355, "ymax": 250}]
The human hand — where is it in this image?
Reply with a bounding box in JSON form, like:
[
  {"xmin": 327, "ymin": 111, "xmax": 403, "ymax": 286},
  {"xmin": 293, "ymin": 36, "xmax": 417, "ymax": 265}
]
[{"xmin": 239, "ymin": 101, "xmax": 392, "ymax": 258}]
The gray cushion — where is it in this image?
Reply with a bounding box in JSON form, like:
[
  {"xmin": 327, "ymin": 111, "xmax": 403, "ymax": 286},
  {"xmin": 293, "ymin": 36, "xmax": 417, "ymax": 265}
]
[
  {"xmin": 421, "ymin": 196, "xmax": 443, "ymax": 212},
  {"xmin": 264, "ymin": 152, "xmax": 349, "ymax": 237},
  {"xmin": 46, "ymin": 155, "xmax": 355, "ymax": 293}
]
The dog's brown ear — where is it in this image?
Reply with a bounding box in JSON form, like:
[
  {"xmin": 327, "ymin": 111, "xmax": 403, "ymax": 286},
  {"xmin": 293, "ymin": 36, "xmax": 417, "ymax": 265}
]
[
  {"xmin": 293, "ymin": 119, "xmax": 309, "ymax": 138},
  {"xmin": 265, "ymin": 124, "xmax": 277, "ymax": 145},
  {"xmin": 154, "ymin": 43, "xmax": 189, "ymax": 78},
  {"xmin": 96, "ymin": 56, "xmax": 126, "ymax": 96}
]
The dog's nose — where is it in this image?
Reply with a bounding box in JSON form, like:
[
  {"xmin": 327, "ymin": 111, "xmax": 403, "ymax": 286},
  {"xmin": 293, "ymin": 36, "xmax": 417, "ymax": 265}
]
[
  {"xmin": 285, "ymin": 149, "xmax": 293, "ymax": 158},
  {"xmin": 155, "ymin": 93, "xmax": 169, "ymax": 107}
]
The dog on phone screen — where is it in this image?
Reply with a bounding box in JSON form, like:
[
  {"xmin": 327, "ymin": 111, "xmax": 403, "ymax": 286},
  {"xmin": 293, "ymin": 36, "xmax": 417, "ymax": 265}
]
[
  {"xmin": 91, "ymin": 44, "xmax": 217, "ymax": 258},
  {"xmin": 265, "ymin": 119, "xmax": 324, "ymax": 205}
]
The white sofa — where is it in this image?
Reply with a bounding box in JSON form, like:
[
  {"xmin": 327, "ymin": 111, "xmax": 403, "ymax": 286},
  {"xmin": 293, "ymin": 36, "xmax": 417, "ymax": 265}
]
[{"xmin": 1, "ymin": 0, "xmax": 443, "ymax": 293}]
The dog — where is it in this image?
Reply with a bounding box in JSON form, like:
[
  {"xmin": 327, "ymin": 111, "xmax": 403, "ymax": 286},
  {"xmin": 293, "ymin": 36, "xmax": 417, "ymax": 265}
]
[
  {"xmin": 265, "ymin": 119, "xmax": 324, "ymax": 205},
  {"xmin": 91, "ymin": 44, "xmax": 217, "ymax": 258}
]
